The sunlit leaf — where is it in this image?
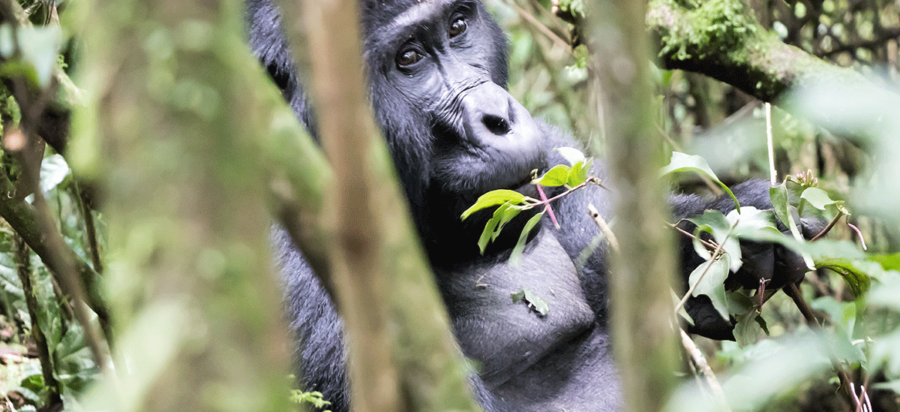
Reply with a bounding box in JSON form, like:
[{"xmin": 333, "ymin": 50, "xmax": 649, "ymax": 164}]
[
  {"xmin": 477, "ymin": 204, "xmax": 507, "ymax": 254},
  {"xmin": 491, "ymin": 204, "xmax": 522, "ymax": 242},
  {"xmin": 535, "ymin": 164, "xmax": 570, "ymax": 187},
  {"xmin": 688, "ymin": 255, "xmax": 731, "ymax": 320},
  {"xmin": 555, "ymin": 147, "xmax": 585, "ymax": 166},
  {"xmin": 661, "ymin": 152, "xmax": 739, "ymax": 212},
  {"xmin": 510, "ymin": 212, "xmax": 543, "ymax": 266},
  {"xmin": 39, "ymin": 154, "xmax": 71, "ymax": 193},
  {"xmin": 461, "ymin": 189, "xmax": 526, "ymax": 220},
  {"xmin": 799, "ymin": 187, "xmax": 836, "ymax": 211},
  {"xmin": 567, "ymin": 158, "xmax": 592, "ymax": 187},
  {"xmin": 688, "ymin": 210, "xmax": 742, "ymax": 272}
]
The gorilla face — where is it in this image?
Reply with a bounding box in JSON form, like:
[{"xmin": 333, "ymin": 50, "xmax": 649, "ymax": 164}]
[{"xmin": 362, "ymin": 0, "xmax": 548, "ymax": 262}]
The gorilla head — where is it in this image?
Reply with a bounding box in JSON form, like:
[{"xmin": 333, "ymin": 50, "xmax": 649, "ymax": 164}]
[
  {"xmin": 249, "ymin": 0, "xmax": 554, "ymax": 266},
  {"xmin": 363, "ymin": 0, "xmax": 549, "ymax": 264}
]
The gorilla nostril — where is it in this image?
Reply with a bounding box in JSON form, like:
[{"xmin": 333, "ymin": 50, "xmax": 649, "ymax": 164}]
[{"xmin": 483, "ymin": 114, "xmax": 511, "ymax": 136}]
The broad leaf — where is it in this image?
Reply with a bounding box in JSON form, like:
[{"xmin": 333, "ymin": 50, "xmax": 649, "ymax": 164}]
[
  {"xmin": 688, "ymin": 210, "xmax": 741, "ymax": 272},
  {"xmin": 814, "ymin": 258, "xmax": 872, "ymax": 296},
  {"xmin": 555, "ymin": 147, "xmax": 586, "ymax": 166},
  {"xmin": 40, "ymin": 154, "xmax": 71, "ymax": 193},
  {"xmin": 461, "ymin": 189, "xmax": 526, "ymax": 220},
  {"xmin": 799, "ymin": 187, "xmax": 836, "ymax": 211},
  {"xmin": 535, "ymin": 165, "xmax": 571, "ymax": 187},
  {"xmin": 688, "ymin": 255, "xmax": 731, "ymax": 320},
  {"xmin": 567, "ymin": 158, "xmax": 593, "ymax": 187},
  {"xmin": 734, "ymin": 310, "xmax": 762, "ymax": 347},
  {"xmin": 510, "ymin": 212, "xmax": 543, "ymax": 266},
  {"xmin": 661, "ymin": 152, "xmax": 739, "ymax": 212}
]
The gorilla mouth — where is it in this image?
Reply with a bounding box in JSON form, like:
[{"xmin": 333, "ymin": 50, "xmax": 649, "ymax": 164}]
[
  {"xmin": 510, "ymin": 175, "xmax": 539, "ymax": 198},
  {"xmin": 508, "ymin": 168, "xmax": 544, "ymax": 198}
]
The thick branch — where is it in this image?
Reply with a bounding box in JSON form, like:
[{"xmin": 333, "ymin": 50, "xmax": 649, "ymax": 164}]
[
  {"xmin": 647, "ymin": 0, "xmax": 869, "ymax": 103},
  {"xmin": 0, "ymin": 168, "xmax": 109, "ymax": 324}
]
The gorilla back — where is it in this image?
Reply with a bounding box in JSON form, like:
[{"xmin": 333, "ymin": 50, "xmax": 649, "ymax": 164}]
[{"xmin": 249, "ymin": 0, "xmax": 624, "ymax": 410}]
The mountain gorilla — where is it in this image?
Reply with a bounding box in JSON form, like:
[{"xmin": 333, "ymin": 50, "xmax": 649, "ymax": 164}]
[{"xmin": 247, "ymin": 0, "xmax": 813, "ymax": 410}]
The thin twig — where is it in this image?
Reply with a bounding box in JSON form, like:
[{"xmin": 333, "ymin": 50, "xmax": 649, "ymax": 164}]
[
  {"xmin": 810, "ymin": 209, "xmax": 844, "ymax": 241},
  {"xmin": 587, "ymin": 203, "xmax": 619, "ymax": 252},
  {"xmin": 74, "ymin": 182, "xmax": 103, "ymax": 273},
  {"xmin": 669, "ymin": 222, "xmax": 717, "ymax": 251},
  {"xmin": 528, "ymin": 177, "xmax": 603, "ymax": 206},
  {"xmin": 674, "ymin": 223, "xmax": 732, "ymax": 314},
  {"xmin": 504, "ymin": 0, "xmax": 572, "ymax": 52},
  {"xmin": 679, "ymin": 328, "xmax": 731, "ymax": 411},
  {"xmin": 765, "ymin": 102, "xmax": 776, "ymax": 185}
]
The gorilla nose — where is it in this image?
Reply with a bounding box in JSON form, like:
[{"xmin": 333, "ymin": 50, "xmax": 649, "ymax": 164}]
[{"xmin": 462, "ymin": 82, "xmax": 538, "ymax": 144}]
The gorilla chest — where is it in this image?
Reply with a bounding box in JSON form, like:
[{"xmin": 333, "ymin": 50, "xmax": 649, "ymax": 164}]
[{"xmin": 435, "ymin": 233, "xmax": 597, "ymax": 388}]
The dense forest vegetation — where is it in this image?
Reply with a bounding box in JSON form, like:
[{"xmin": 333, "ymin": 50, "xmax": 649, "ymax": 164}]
[{"xmin": 0, "ymin": 0, "xmax": 896, "ymax": 411}]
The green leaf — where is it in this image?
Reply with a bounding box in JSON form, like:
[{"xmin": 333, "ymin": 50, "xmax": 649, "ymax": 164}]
[
  {"xmin": 477, "ymin": 204, "xmax": 508, "ymax": 254},
  {"xmin": 535, "ymin": 164, "xmax": 571, "ymax": 187},
  {"xmin": 0, "ymin": 25, "xmax": 62, "ymax": 87},
  {"xmin": 491, "ymin": 205, "xmax": 522, "ymax": 242},
  {"xmin": 799, "ymin": 187, "xmax": 836, "ymax": 211},
  {"xmin": 688, "ymin": 210, "xmax": 742, "ymax": 272},
  {"xmin": 510, "ymin": 212, "xmax": 543, "ymax": 266},
  {"xmin": 728, "ymin": 207, "xmax": 777, "ymax": 233},
  {"xmin": 734, "ymin": 310, "xmax": 762, "ymax": 347},
  {"xmin": 510, "ymin": 288, "xmax": 549, "ymax": 316},
  {"xmin": 814, "ymin": 258, "xmax": 872, "ymax": 296},
  {"xmin": 40, "ymin": 154, "xmax": 71, "ymax": 193},
  {"xmin": 661, "ymin": 152, "xmax": 739, "ymax": 212},
  {"xmin": 870, "ymin": 253, "xmax": 900, "ymax": 271},
  {"xmin": 567, "ymin": 158, "xmax": 592, "ymax": 187},
  {"xmin": 688, "ymin": 255, "xmax": 731, "ymax": 320},
  {"xmin": 769, "ymin": 182, "xmax": 814, "ymax": 269},
  {"xmin": 725, "ymin": 289, "xmax": 755, "ymax": 316},
  {"xmin": 461, "ymin": 190, "xmax": 526, "ymax": 220},
  {"xmin": 555, "ymin": 147, "xmax": 586, "ymax": 166}
]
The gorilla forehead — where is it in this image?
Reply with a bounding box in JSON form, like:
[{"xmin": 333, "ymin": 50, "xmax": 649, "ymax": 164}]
[
  {"xmin": 364, "ymin": 0, "xmax": 480, "ymax": 59},
  {"xmin": 363, "ymin": 0, "xmax": 463, "ymax": 30}
]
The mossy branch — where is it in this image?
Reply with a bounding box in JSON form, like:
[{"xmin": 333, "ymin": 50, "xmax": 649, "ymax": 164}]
[{"xmin": 647, "ymin": 0, "xmax": 869, "ymax": 103}]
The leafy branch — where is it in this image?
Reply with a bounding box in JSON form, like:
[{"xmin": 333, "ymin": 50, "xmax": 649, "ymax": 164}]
[{"xmin": 460, "ymin": 147, "xmax": 602, "ymax": 263}]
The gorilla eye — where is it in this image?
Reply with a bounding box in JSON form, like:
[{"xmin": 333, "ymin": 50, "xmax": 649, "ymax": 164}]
[
  {"xmin": 449, "ymin": 18, "xmax": 467, "ymax": 38},
  {"xmin": 396, "ymin": 49, "xmax": 422, "ymax": 68}
]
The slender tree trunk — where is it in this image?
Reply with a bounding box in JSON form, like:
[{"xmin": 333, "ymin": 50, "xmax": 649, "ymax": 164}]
[
  {"xmin": 276, "ymin": 0, "xmax": 482, "ymax": 410},
  {"xmin": 588, "ymin": 1, "xmax": 679, "ymax": 411}
]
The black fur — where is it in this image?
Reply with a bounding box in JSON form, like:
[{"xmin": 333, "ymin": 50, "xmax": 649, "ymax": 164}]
[{"xmin": 248, "ymin": 1, "xmax": 811, "ymax": 410}]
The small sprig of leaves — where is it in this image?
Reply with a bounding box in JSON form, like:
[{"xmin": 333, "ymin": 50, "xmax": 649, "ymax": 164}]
[
  {"xmin": 511, "ymin": 288, "xmax": 550, "ymax": 316},
  {"xmin": 290, "ymin": 389, "xmax": 332, "ymax": 411},
  {"xmin": 460, "ymin": 147, "xmax": 598, "ymax": 264}
]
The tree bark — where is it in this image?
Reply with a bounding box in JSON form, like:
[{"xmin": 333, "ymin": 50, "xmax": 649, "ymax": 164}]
[
  {"xmin": 588, "ymin": 0, "xmax": 679, "ymax": 411},
  {"xmin": 276, "ymin": 0, "xmax": 482, "ymax": 410}
]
